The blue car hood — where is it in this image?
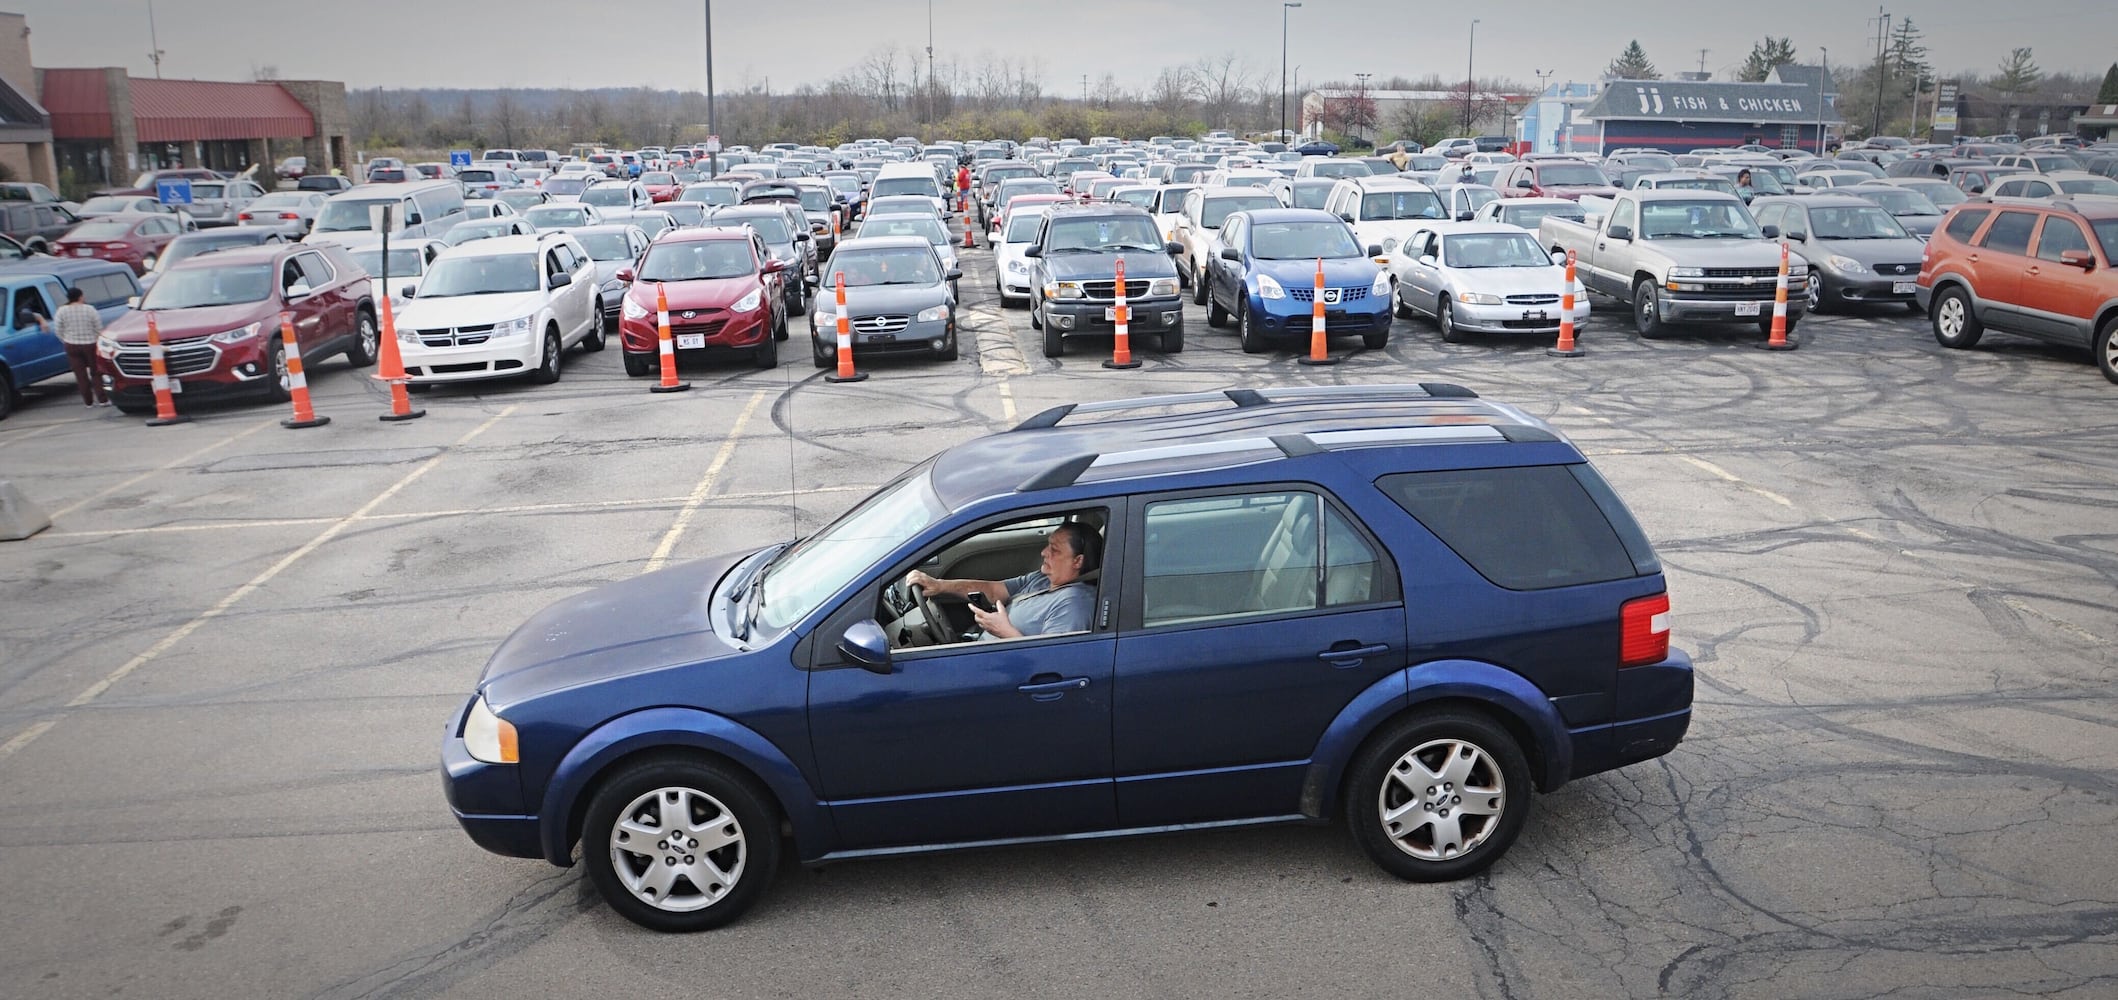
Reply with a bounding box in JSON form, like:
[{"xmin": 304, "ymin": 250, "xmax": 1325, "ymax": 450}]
[
  {"xmin": 1251, "ymin": 255, "xmax": 1379, "ymax": 288},
  {"xmin": 478, "ymin": 546, "xmax": 764, "ymax": 706}
]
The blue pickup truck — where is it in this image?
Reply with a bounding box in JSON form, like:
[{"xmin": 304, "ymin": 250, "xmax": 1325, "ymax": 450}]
[{"xmin": 0, "ymin": 258, "xmax": 141, "ymax": 418}]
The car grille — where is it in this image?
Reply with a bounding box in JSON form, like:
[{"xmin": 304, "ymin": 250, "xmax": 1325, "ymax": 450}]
[
  {"xmin": 1874, "ymin": 262, "xmax": 1920, "ymax": 277},
  {"xmin": 853, "ymin": 315, "xmax": 911, "ymax": 334},
  {"xmin": 1703, "ymin": 267, "xmax": 1783, "ymax": 279},
  {"xmin": 114, "ymin": 337, "xmax": 218, "ymax": 377},
  {"xmin": 671, "ymin": 320, "xmax": 726, "ymax": 339},
  {"xmin": 1290, "ymin": 286, "xmax": 1370, "ymax": 303},
  {"xmin": 1079, "ymin": 280, "xmax": 1172, "ymax": 300},
  {"xmin": 1500, "ymin": 318, "xmax": 1559, "ymax": 329},
  {"xmin": 1506, "ymin": 293, "xmax": 1561, "ymax": 306},
  {"xmin": 417, "ymin": 325, "xmax": 494, "ymax": 347}
]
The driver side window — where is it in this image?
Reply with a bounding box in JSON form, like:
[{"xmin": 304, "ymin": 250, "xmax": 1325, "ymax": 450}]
[{"xmin": 883, "ymin": 508, "xmax": 1110, "ymax": 652}]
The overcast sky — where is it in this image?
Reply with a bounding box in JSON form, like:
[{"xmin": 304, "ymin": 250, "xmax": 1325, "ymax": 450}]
[{"xmin": 13, "ymin": 0, "xmax": 2117, "ymax": 95}]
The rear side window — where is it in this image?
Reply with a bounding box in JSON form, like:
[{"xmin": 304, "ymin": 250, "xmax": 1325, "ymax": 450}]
[
  {"xmin": 1379, "ymin": 465, "xmax": 1647, "ymax": 591},
  {"xmin": 1941, "ymin": 208, "xmax": 1990, "ymax": 244},
  {"xmin": 1976, "ymin": 211, "xmax": 2038, "ymax": 256}
]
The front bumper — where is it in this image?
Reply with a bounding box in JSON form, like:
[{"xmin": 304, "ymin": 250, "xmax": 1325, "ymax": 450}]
[
  {"xmin": 1821, "ymin": 271, "xmax": 1921, "ymax": 306},
  {"xmin": 1250, "ymin": 292, "xmax": 1394, "ymax": 336},
  {"xmin": 618, "ymin": 308, "xmax": 770, "ymax": 355},
  {"xmin": 440, "ymin": 696, "xmax": 541, "ymax": 860},
  {"xmin": 401, "ymin": 335, "xmax": 540, "ymax": 383},
  {"xmin": 1045, "ymin": 295, "xmax": 1185, "ymax": 333},
  {"xmin": 1439, "ymin": 297, "xmax": 1591, "ymax": 335},
  {"xmin": 104, "ymin": 335, "xmax": 277, "ymax": 403},
  {"xmin": 1660, "ymin": 286, "xmax": 1809, "ymax": 324},
  {"xmin": 813, "ymin": 315, "xmax": 954, "ymax": 357}
]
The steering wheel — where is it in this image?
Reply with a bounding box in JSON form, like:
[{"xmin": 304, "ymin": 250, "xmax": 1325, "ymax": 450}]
[{"xmin": 908, "ymin": 583, "xmax": 954, "ymax": 645}]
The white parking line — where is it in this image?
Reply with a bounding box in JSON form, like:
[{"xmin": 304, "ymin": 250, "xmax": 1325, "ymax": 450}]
[
  {"xmin": 0, "ymin": 422, "xmax": 67, "ymax": 450},
  {"xmin": 998, "ymin": 378, "xmax": 1016, "ymax": 423},
  {"xmin": 643, "ymin": 389, "xmax": 768, "ymax": 574},
  {"xmin": 48, "ymin": 418, "xmax": 276, "ymax": 520},
  {"xmin": 0, "ymin": 405, "xmax": 519, "ymax": 765},
  {"xmin": 1679, "ymin": 456, "xmax": 1794, "ymax": 507}
]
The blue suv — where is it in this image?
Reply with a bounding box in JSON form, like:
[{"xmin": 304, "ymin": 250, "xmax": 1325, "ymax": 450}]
[
  {"xmin": 442, "ymin": 383, "xmax": 1693, "ymax": 931},
  {"xmin": 1202, "ymin": 208, "xmax": 1393, "ymax": 354}
]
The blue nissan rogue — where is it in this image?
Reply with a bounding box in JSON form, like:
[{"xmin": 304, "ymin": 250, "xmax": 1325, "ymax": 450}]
[{"xmin": 442, "ymin": 383, "xmax": 1693, "ymax": 931}]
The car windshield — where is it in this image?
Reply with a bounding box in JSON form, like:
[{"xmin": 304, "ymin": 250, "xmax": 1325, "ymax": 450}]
[
  {"xmin": 458, "ymin": 171, "xmax": 496, "ymax": 183},
  {"xmin": 582, "ymin": 187, "xmax": 634, "ymax": 207},
  {"xmin": 418, "ymin": 253, "xmax": 540, "ymax": 295},
  {"xmin": 872, "ymin": 177, "xmax": 937, "ymax": 198},
  {"xmin": 66, "ymin": 221, "xmax": 134, "ymax": 240},
  {"xmin": 858, "ymin": 215, "xmax": 948, "ymax": 244},
  {"xmin": 1113, "ymin": 189, "xmax": 1156, "ymax": 209},
  {"xmin": 140, "ymin": 264, "xmax": 272, "ymax": 309},
  {"xmin": 2058, "ymin": 176, "xmax": 2118, "ymax": 196},
  {"xmin": 524, "ymin": 207, "xmax": 591, "ymax": 229},
  {"xmin": 2031, "ymin": 155, "xmax": 2082, "ymax": 171},
  {"xmin": 191, "ymin": 184, "xmax": 225, "ymax": 199},
  {"xmin": 496, "ymin": 191, "xmax": 545, "ymax": 209},
  {"xmin": 1656, "ymin": 178, "xmax": 1738, "ymax": 194},
  {"xmin": 1287, "ymin": 184, "xmax": 1332, "ymax": 209},
  {"xmin": 1251, "ymin": 221, "xmax": 1362, "ymax": 260},
  {"xmin": 314, "ymin": 198, "xmax": 401, "ymax": 233},
  {"xmin": 1360, "ymin": 191, "xmax": 1448, "ymax": 221},
  {"xmin": 545, "ymin": 177, "xmax": 592, "ymax": 197},
  {"xmin": 1538, "ymin": 164, "xmax": 1610, "ymax": 186},
  {"xmin": 754, "ymin": 465, "xmax": 947, "ymax": 633},
  {"xmin": 1004, "ymin": 214, "xmax": 1045, "ymax": 242},
  {"xmin": 1736, "ymin": 172, "xmax": 1789, "ymax": 195},
  {"xmin": 1200, "ymin": 196, "xmax": 1280, "ymax": 228},
  {"xmin": 161, "ymin": 235, "xmax": 256, "ymax": 267},
  {"xmin": 682, "ymin": 185, "xmax": 740, "ymax": 206},
  {"xmin": 251, "ymin": 193, "xmax": 305, "ymax": 209},
  {"xmin": 828, "ymin": 247, "xmax": 941, "ymax": 286},
  {"xmin": 639, "ymin": 240, "xmax": 754, "ymax": 280},
  {"xmin": 1639, "ymin": 200, "xmax": 1764, "ymax": 239},
  {"xmin": 1626, "ymin": 154, "xmax": 1678, "ymax": 170},
  {"xmin": 826, "ymin": 176, "xmax": 861, "ymax": 194},
  {"xmin": 798, "ymin": 189, "xmax": 832, "ymax": 212},
  {"xmin": 1501, "ymin": 204, "xmax": 1583, "ymax": 228},
  {"xmin": 1910, "ymin": 182, "xmax": 1968, "ymax": 207},
  {"xmin": 1444, "ymin": 233, "xmax": 1551, "ymax": 267},
  {"xmin": 722, "ymin": 213, "xmax": 791, "ymax": 242},
  {"xmin": 1808, "ymin": 205, "xmax": 1910, "ymax": 239},
  {"xmin": 1306, "ymin": 161, "xmax": 1369, "ymax": 178},
  {"xmin": 446, "ymin": 222, "xmax": 518, "ymax": 245},
  {"xmin": 575, "ymin": 232, "xmax": 635, "ymax": 261},
  {"xmin": 342, "ymin": 247, "xmax": 424, "ymax": 277},
  {"xmin": 1855, "ymin": 189, "xmax": 1939, "ymax": 215},
  {"xmin": 80, "ymin": 197, "xmax": 139, "ymax": 213},
  {"xmin": 641, "ymin": 172, "xmax": 676, "ymax": 186},
  {"xmin": 1044, "ymin": 215, "xmax": 1166, "ymax": 251}
]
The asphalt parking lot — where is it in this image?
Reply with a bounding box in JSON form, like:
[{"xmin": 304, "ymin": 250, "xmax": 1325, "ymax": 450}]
[{"xmin": 2, "ymin": 240, "xmax": 2115, "ymax": 1000}]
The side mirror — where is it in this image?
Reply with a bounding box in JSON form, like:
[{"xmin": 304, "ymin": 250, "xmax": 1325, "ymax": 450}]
[
  {"xmin": 285, "ymin": 282, "xmax": 312, "ymax": 299},
  {"xmin": 399, "ymin": 284, "xmax": 417, "ymax": 299},
  {"xmin": 1023, "ymin": 245, "xmax": 1043, "ymax": 258},
  {"xmin": 548, "ymin": 272, "xmax": 572, "ymax": 289},
  {"xmin": 838, "ymin": 620, "xmax": 893, "ymax": 674},
  {"xmin": 1551, "ymin": 250, "xmax": 1568, "ymax": 265},
  {"xmin": 760, "ymin": 259, "xmax": 785, "ymax": 274},
  {"xmin": 1456, "ymin": 211, "xmax": 1475, "ymax": 222},
  {"xmin": 404, "ymin": 213, "xmax": 422, "ymax": 226},
  {"xmin": 1515, "ymin": 179, "xmax": 1535, "ymax": 189},
  {"xmin": 1760, "ymin": 224, "xmax": 1780, "ymax": 239},
  {"xmin": 1968, "ymin": 185, "xmax": 1984, "ymax": 195},
  {"xmin": 1418, "ymin": 254, "xmax": 1438, "ymax": 268},
  {"xmin": 1787, "ymin": 231, "xmax": 1808, "ymax": 242},
  {"xmin": 127, "ymin": 295, "xmax": 140, "ymax": 307},
  {"xmin": 2059, "ymin": 249, "xmax": 2095, "ymax": 271},
  {"xmin": 615, "ymin": 267, "xmax": 635, "ymax": 282},
  {"xmin": 1165, "ymin": 241, "xmax": 1185, "ymax": 255},
  {"xmin": 1607, "ymin": 224, "xmax": 1633, "ymax": 241},
  {"xmin": 1219, "ymin": 246, "xmax": 1241, "ymax": 261},
  {"xmin": 795, "ymin": 232, "xmax": 811, "ymax": 242},
  {"xmin": 1367, "ymin": 244, "xmax": 1384, "ymax": 257},
  {"xmin": 1337, "ymin": 212, "xmax": 1355, "ymax": 223}
]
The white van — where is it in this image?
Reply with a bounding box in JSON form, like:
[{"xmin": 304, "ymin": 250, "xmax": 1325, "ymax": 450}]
[
  {"xmin": 307, "ymin": 181, "xmax": 467, "ymax": 245},
  {"xmin": 870, "ymin": 162, "xmax": 951, "ymax": 217}
]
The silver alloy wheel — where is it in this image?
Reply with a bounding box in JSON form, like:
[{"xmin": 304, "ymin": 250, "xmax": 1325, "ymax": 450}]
[
  {"xmin": 607, "ymin": 785, "xmax": 747, "ymax": 912},
  {"xmin": 358, "ymin": 313, "xmax": 378, "ymax": 358},
  {"xmin": 2104, "ymin": 326, "xmax": 2118, "ymax": 369},
  {"xmin": 1377, "ymin": 737, "xmax": 1506, "ymax": 861},
  {"xmin": 1808, "ymin": 277, "xmax": 1821, "ymax": 311},
  {"xmin": 1936, "ymin": 296, "xmax": 1965, "ymax": 338}
]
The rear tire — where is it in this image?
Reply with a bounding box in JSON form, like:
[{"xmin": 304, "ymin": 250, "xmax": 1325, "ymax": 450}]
[
  {"xmin": 1345, "ymin": 710, "xmax": 1532, "ymax": 884},
  {"xmin": 1192, "ymin": 266, "xmax": 1208, "ymax": 305},
  {"xmin": 1206, "ymin": 291, "xmax": 1229, "ymax": 328},
  {"xmin": 2094, "ymin": 315, "xmax": 2118, "ymax": 385},
  {"xmin": 1930, "ymin": 286, "xmax": 1983, "ymax": 349},
  {"xmin": 581, "ymin": 309, "xmax": 606, "ymax": 352},
  {"xmin": 0, "ymin": 367, "xmax": 15, "ymax": 420}
]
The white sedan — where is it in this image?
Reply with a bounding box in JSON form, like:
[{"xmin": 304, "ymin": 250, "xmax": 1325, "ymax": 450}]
[
  {"xmin": 992, "ymin": 205, "xmax": 1054, "ymax": 306},
  {"xmin": 1387, "ymin": 223, "xmax": 1589, "ymax": 343}
]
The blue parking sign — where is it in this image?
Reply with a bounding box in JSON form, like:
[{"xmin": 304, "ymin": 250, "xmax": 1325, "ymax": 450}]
[
  {"xmin": 449, "ymin": 150, "xmax": 473, "ymax": 168},
  {"xmin": 156, "ymin": 179, "xmax": 192, "ymax": 205}
]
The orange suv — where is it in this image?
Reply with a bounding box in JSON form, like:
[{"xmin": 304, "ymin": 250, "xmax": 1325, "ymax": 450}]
[{"xmin": 1917, "ymin": 197, "xmax": 2118, "ymax": 383}]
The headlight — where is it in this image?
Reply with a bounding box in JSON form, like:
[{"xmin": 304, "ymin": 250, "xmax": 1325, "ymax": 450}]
[
  {"xmin": 1371, "ymin": 270, "xmax": 1392, "ymax": 296},
  {"xmin": 916, "ymin": 304, "xmax": 950, "ymax": 323},
  {"xmin": 96, "ymin": 335, "xmax": 120, "ymax": 359},
  {"xmin": 1256, "ymin": 275, "xmax": 1286, "ymax": 299},
  {"xmin": 1789, "ymin": 262, "xmax": 1809, "ymax": 275},
  {"xmin": 622, "ymin": 297, "xmax": 650, "ymax": 320},
  {"xmin": 815, "ymin": 310, "xmax": 834, "ymax": 327},
  {"xmin": 1667, "ymin": 266, "xmax": 1705, "ymax": 278},
  {"xmin": 1458, "ymin": 291, "xmax": 1504, "ymax": 305},
  {"xmin": 1006, "ymin": 259, "xmax": 1028, "ymax": 274},
  {"xmin": 494, "ymin": 315, "xmax": 535, "ymax": 337},
  {"xmin": 462, "ymin": 696, "xmax": 518, "ymax": 765},
  {"xmin": 1382, "ymin": 237, "xmax": 1400, "ymax": 253},
  {"xmin": 1148, "ymin": 278, "xmax": 1179, "ymax": 297},
  {"xmin": 1826, "ymin": 255, "xmax": 1867, "ymax": 274},
  {"xmin": 208, "ymin": 321, "xmax": 264, "ymax": 345},
  {"xmin": 1047, "ymin": 281, "xmax": 1084, "ymax": 299},
  {"xmin": 732, "ymin": 287, "xmax": 763, "ymax": 312}
]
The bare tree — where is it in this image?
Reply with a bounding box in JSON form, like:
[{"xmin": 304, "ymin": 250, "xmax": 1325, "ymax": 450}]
[
  {"xmin": 1190, "ymin": 52, "xmax": 1257, "ymax": 130},
  {"xmin": 1151, "ymin": 66, "xmax": 1194, "ymax": 116}
]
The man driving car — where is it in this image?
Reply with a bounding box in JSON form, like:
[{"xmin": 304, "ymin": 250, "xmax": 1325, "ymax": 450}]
[{"xmin": 904, "ymin": 522, "xmax": 1101, "ymax": 640}]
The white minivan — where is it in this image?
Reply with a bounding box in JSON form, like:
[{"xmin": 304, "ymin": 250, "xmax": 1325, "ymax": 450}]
[
  {"xmin": 870, "ymin": 162, "xmax": 951, "ymax": 217},
  {"xmin": 306, "ymin": 180, "xmax": 467, "ymax": 245}
]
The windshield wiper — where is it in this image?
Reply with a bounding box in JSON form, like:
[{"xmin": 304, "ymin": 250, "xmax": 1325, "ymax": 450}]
[
  {"xmin": 1105, "ymin": 244, "xmax": 1163, "ymax": 252},
  {"xmin": 1044, "ymin": 246, "xmax": 1099, "ymax": 253}
]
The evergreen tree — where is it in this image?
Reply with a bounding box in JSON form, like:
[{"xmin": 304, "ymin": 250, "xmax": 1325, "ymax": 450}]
[
  {"xmin": 1889, "ymin": 20, "xmax": 1930, "ymax": 89},
  {"xmin": 1607, "ymin": 41, "xmax": 1659, "ymax": 81},
  {"xmin": 1994, "ymin": 48, "xmax": 2042, "ymax": 96},
  {"xmin": 2096, "ymin": 63, "xmax": 2118, "ymax": 104},
  {"xmin": 1737, "ymin": 38, "xmax": 1798, "ymax": 83}
]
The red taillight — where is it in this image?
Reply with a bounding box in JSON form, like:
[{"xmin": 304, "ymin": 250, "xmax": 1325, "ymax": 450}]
[
  {"xmin": 280, "ymin": 213, "xmax": 300, "ymax": 219},
  {"xmin": 237, "ymin": 212, "xmax": 252, "ymax": 220},
  {"xmin": 104, "ymin": 242, "xmax": 129, "ymax": 250},
  {"xmin": 1620, "ymin": 593, "xmax": 1671, "ymax": 667}
]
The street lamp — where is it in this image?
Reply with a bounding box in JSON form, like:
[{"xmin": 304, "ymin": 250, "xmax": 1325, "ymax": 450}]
[
  {"xmin": 1465, "ymin": 19, "xmax": 1480, "ymax": 135},
  {"xmin": 1280, "ymin": 3, "xmax": 1302, "ymax": 144},
  {"xmin": 1532, "ymin": 69, "xmax": 1552, "ymax": 153},
  {"xmin": 703, "ymin": 0, "xmax": 717, "ymax": 176}
]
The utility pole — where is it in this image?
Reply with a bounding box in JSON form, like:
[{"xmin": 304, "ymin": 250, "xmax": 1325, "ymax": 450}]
[
  {"xmin": 147, "ymin": 0, "xmax": 165, "ymax": 78},
  {"xmin": 1698, "ymin": 49, "xmax": 1710, "ymax": 77},
  {"xmin": 1871, "ymin": 7, "xmax": 1891, "ymax": 137},
  {"xmin": 1082, "ymin": 75, "xmax": 1089, "ymax": 104},
  {"xmin": 1817, "ymin": 47, "xmax": 1829, "ymax": 153},
  {"xmin": 703, "ymin": 0, "xmax": 717, "ymax": 176},
  {"xmin": 1464, "ymin": 19, "xmax": 1480, "ymax": 135},
  {"xmin": 1280, "ymin": 3, "xmax": 1303, "ymax": 143},
  {"xmin": 1534, "ymin": 69, "xmax": 1553, "ymax": 153},
  {"xmin": 926, "ymin": 0, "xmax": 936, "ymax": 126}
]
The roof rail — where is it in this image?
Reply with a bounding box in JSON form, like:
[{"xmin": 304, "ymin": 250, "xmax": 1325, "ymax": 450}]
[{"xmin": 1009, "ymin": 383, "xmax": 1477, "ymax": 432}]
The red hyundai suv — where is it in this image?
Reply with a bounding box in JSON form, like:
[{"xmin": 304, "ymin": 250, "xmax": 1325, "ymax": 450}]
[
  {"xmin": 1917, "ymin": 197, "xmax": 2118, "ymax": 384},
  {"xmin": 617, "ymin": 226, "xmax": 788, "ymax": 372},
  {"xmin": 52, "ymin": 213, "xmax": 184, "ymax": 275},
  {"xmin": 98, "ymin": 243, "xmax": 380, "ymax": 413}
]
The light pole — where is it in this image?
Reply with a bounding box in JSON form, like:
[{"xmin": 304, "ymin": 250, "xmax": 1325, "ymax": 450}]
[
  {"xmin": 1817, "ymin": 47, "xmax": 1829, "ymax": 154},
  {"xmin": 703, "ymin": 0, "xmax": 717, "ymax": 176},
  {"xmin": 1280, "ymin": 3, "xmax": 1302, "ymax": 144},
  {"xmin": 926, "ymin": 0, "xmax": 936, "ymax": 127},
  {"xmin": 1464, "ymin": 19, "xmax": 1480, "ymax": 135},
  {"xmin": 1533, "ymin": 69, "xmax": 1552, "ymax": 153}
]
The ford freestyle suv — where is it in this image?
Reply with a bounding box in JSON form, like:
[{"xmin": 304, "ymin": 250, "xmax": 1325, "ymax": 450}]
[
  {"xmin": 1027, "ymin": 204, "xmax": 1185, "ymax": 357},
  {"xmin": 618, "ymin": 225, "xmax": 788, "ymax": 373},
  {"xmin": 1918, "ymin": 197, "xmax": 2118, "ymax": 383},
  {"xmin": 99, "ymin": 243, "xmax": 378, "ymax": 414},
  {"xmin": 440, "ymin": 383, "xmax": 1693, "ymax": 932}
]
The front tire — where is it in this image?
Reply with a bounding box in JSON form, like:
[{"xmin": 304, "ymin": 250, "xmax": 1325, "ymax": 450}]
[
  {"xmin": 345, "ymin": 309, "xmax": 379, "ymax": 367},
  {"xmin": 1345, "ymin": 710, "xmax": 1532, "ymax": 883},
  {"xmin": 2095, "ymin": 315, "xmax": 2118, "ymax": 385},
  {"xmin": 1042, "ymin": 317, "xmax": 1064, "ymax": 358},
  {"xmin": 1161, "ymin": 324, "xmax": 1183, "ymax": 353},
  {"xmin": 1930, "ymin": 286, "xmax": 1983, "ymax": 349},
  {"xmin": 623, "ymin": 352, "xmax": 653, "ymax": 377},
  {"xmin": 1392, "ymin": 280, "xmax": 1415, "ymax": 319},
  {"xmin": 1437, "ymin": 299, "xmax": 1466, "ymax": 343},
  {"xmin": 263, "ymin": 340, "xmax": 291, "ymax": 403},
  {"xmin": 752, "ymin": 328, "xmax": 778, "ymax": 369},
  {"xmin": 1206, "ymin": 290, "xmax": 1229, "ymax": 328},
  {"xmin": 531, "ymin": 328, "xmax": 562, "ymax": 384},
  {"xmin": 1238, "ymin": 300, "xmax": 1266, "ymax": 354},
  {"xmin": 1633, "ymin": 280, "xmax": 1669, "ymax": 339},
  {"xmin": 580, "ymin": 758, "xmax": 781, "ymax": 933}
]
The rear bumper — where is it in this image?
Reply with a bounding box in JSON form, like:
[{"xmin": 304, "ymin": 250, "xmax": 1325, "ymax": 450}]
[{"xmin": 1567, "ymin": 650, "xmax": 1694, "ymax": 783}]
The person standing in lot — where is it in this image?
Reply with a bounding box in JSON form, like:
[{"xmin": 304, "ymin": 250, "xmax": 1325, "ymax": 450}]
[
  {"xmin": 52, "ymin": 287, "xmax": 109, "ymax": 407},
  {"xmin": 1388, "ymin": 143, "xmax": 1411, "ymax": 171},
  {"xmin": 956, "ymin": 163, "xmax": 972, "ymax": 213}
]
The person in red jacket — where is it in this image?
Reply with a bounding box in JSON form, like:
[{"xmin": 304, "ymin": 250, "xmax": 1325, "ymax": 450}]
[{"xmin": 955, "ymin": 164, "xmax": 972, "ymax": 213}]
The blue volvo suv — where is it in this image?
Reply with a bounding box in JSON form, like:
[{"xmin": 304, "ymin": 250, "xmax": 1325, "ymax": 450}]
[
  {"xmin": 442, "ymin": 383, "xmax": 1693, "ymax": 931},
  {"xmin": 1201, "ymin": 208, "xmax": 1394, "ymax": 354}
]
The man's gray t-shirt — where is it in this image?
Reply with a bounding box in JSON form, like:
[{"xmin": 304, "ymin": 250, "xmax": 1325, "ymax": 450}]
[{"xmin": 994, "ymin": 570, "xmax": 1095, "ymax": 638}]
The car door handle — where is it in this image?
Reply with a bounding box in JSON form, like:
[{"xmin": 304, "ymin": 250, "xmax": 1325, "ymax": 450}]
[
  {"xmin": 1318, "ymin": 642, "xmax": 1391, "ymax": 667},
  {"xmin": 2025, "ymin": 266, "xmax": 2039, "ymax": 276},
  {"xmin": 1018, "ymin": 675, "xmax": 1090, "ymax": 700}
]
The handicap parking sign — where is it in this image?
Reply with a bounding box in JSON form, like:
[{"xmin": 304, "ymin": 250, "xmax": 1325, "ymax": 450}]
[
  {"xmin": 449, "ymin": 150, "xmax": 473, "ymax": 168},
  {"xmin": 156, "ymin": 179, "xmax": 192, "ymax": 205}
]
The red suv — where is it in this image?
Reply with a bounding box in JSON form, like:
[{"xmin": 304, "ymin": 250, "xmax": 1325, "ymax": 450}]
[
  {"xmin": 1918, "ymin": 197, "xmax": 2118, "ymax": 383},
  {"xmin": 1493, "ymin": 160, "xmax": 1621, "ymax": 201},
  {"xmin": 52, "ymin": 213, "xmax": 184, "ymax": 275},
  {"xmin": 616, "ymin": 226, "xmax": 788, "ymax": 373},
  {"xmin": 99, "ymin": 243, "xmax": 380, "ymax": 413}
]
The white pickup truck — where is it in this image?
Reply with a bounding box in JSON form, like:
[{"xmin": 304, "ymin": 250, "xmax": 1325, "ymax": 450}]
[{"xmin": 1541, "ymin": 190, "xmax": 1808, "ymax": 338}]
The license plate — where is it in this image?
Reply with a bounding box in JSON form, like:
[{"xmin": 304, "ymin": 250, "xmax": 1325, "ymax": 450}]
[
  {"xmin": 1104, "ymin": 306, "xmax": 1118, "ymax": 321},
  {"xmin": 1734, "ymin": 301, "xmax": 1762, "ymax": 317},
  {"xmin": 868, "ymin": 333, "xmax": 896, "ymax": 343},
  {"xmin": 1893, "ymin": 281, "xmax": 1917, "ymax": 295},
  {"xmin": 675, "ymin": 334, "xmax": 705, "ymax": 349},
  {"xmin": 74, "ymin": 247, "xmax": 93, "ymax": 256},
  {"xmin": 166, "ymin": 378, "xmax": 182, "ymax": 394},
  {"xmin": 1523, "ymin": 310, "xmax": 1548, "ymax": 321}
]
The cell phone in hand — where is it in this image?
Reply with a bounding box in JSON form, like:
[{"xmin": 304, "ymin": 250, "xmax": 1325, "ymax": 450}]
[{"xmin": 966, "ymin": 592, "xmax": 995, "ymax": 612}]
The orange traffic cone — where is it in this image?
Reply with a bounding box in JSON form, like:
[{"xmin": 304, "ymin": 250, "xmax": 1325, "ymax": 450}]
[
  {"xmin": 373, "ymin": 297, "xmax": 426, "ymax": 421},
  {"xmin": 826, "ymin": 272, "xmax": 867, "ymax": 383},
  {"xmin": 1759, "ymin": 241, "xmax": 1797, "ymax": 351},
  {"xmin": 142, "ymin": 313, "xmax": 190, "ymax": 426},
  {"xmin": 1547, "ymin": 250, "xmax": 1584, "ymax": 358},
  {"xmin": 278, "ymin": 311, "xmax": 330, "ymax": 428},
  {"xmin": 962, "ymin": 210, "xmax": 976, "ymax": 249},
  {"xmin": 650, "ymin": 283, "xmax": 692, "ymax": 393},
  {"xmin": 1103, "ymin": 257, "xmax": 1141, "ymax": 370},
  {"xmin": 1297, "ymin": 257, "xmax": 1337, "ymax": 366}
]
